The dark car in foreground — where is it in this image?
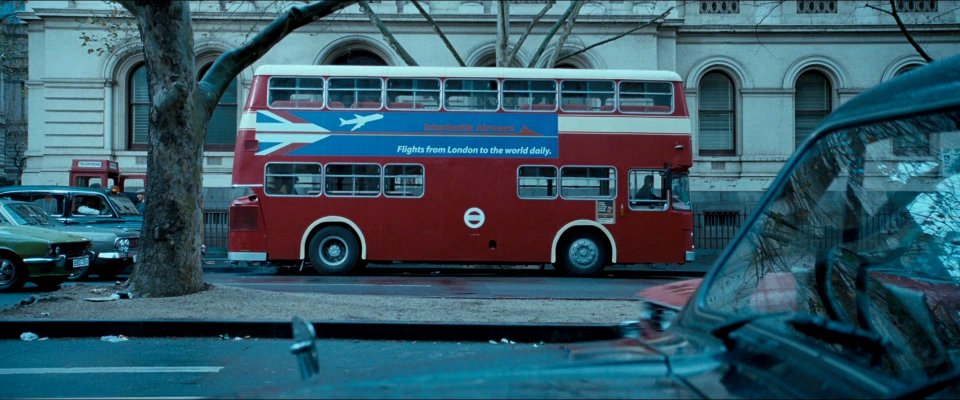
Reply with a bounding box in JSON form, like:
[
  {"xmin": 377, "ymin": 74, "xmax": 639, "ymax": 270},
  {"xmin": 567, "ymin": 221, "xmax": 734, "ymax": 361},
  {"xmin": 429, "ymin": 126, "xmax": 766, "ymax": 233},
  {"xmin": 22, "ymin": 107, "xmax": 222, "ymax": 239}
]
[
  {"xmin": 0, "ymin": 200, "xmax": 139, "ymax": 280},
  {"xmin": 0, "ymin": 186, "xmax": 142, "ymax": 231},
  {"xmin": 0, "ymin": 221, "xmax": 92, "ymax": 291},
  {"xmin": 267, "ymin": 55, "xmax": 960, "ymax": 398}
]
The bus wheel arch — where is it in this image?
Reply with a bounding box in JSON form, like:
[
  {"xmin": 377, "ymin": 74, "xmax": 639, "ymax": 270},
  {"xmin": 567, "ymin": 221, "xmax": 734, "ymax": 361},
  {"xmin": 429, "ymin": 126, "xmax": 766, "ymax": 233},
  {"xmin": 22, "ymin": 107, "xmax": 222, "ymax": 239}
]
[
  {"xmin": 551, "ymin": 221, "xmax": 616, "ymax": 276},
  {"xmin": 300, "ymin": 217, "xmax": 367, "ymax": 275}
]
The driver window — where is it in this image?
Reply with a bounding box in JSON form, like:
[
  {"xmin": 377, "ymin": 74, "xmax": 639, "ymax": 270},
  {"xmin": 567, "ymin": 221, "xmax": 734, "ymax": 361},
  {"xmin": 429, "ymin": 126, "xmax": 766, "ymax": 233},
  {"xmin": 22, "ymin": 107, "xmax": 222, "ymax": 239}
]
[
  {"xmin": 628, "ymin": 170, "xmax": 668, "ymax": 211},
  {"xmin": 73, "ymin": 195, "xmax": 109, "ymax": 217}
]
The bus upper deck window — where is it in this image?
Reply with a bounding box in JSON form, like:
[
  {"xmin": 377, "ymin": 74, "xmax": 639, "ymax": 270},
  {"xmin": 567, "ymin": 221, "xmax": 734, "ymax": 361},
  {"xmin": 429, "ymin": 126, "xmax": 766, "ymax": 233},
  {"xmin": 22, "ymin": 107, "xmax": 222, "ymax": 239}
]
[
  {"xmin": 444, "ymin": 79, "xmax": 499, "ymax": 111},
  {"xmin": 328, "ymin": 78, "xmax": 383, "ymax": 110},
  {"xmin": 560, "ymin": 80, "xmax": 615, "ymax": 113},
  {"xmin": 619, "ymin": 81, "xmax": 673, "ymax": 114},
  {"xmin": 387, "ymin": 79, "xmax": 441, "ymax": 111},
  {"xmin": 268, "ymin": 77, "xmax": 324, "ymax": 108},
  {"xmin": 503, "ymin": 80, "xmax": 557, "ymax": 112}
]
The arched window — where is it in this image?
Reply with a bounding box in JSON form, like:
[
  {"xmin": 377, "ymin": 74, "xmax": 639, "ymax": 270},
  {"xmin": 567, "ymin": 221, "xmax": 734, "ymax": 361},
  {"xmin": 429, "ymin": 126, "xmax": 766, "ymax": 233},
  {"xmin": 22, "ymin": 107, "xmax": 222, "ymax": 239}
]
[
  {"xmin": 794, "ymin": 71, "xmax": 832, "ymax": 149},
  {"xmin": 331, "ymin": 49, "xmax": 387, "ymax": 66},
  {"xmin": 127, "ymin": 62, "xmax": 238, "ymax": 150},
  {"xmin": 698, "ymin": 71, "xmax": 736, "ymax": 156},
  {"xmin": 128, "ymin": 63, "xmax": 149, "ymax": 150},
  {"xmin": 199, "ymin": 64, "xmax": 238, "ymax": 151}
]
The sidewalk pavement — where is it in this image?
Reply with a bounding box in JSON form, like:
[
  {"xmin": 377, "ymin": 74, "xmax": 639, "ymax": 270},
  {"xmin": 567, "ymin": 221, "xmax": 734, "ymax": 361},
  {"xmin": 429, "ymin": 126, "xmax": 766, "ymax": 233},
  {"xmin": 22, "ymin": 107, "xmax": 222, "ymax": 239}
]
[
  {"xmin": 201, "ymin": 252, "xmax": 719, "ymax": 276},
  {"xmin": 2, "ymin": 253, "xmax": 719, "ymax": 342}
]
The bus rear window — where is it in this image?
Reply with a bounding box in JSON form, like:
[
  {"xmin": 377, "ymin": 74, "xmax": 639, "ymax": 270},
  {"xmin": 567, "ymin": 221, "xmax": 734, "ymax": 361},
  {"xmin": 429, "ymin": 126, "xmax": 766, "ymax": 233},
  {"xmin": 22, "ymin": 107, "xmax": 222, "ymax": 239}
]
[
  {"xmin": 325, "ymin": 164, "xmax": 381, "ymax": 197},
  {"xmin": 268, "ymin": 77, "xmax": 324, "ymax": 108},
  {"xmin": 518, "ymin": 166, "xmax": 557, "ymax": 199},
  {"xmin": 386, "ymin": 79, "xmax": 440, "ymax": 111},
  {"xmin": 503, "ymin": 80, "xmax": 557, "ymax": 112},
  {"xmin": 560, "ymin": 80, "xmax": 615, "ymax": 112},
  {"xmin": 265, "ymin": 163, "xmax": 322, "ymax": 196},
  {"xmin": 560, "ymin": 167, "xmax": 616, "ymax": 199},
  {"xmin": 444, "ymin": 79, "xmax": 499, "ymax": 111},
  {"xmin": 619, "ymin": 81, "xmax": 673, "ymax": 114},
  {"xmin": 328, "ymin": 78, "xmax": 383, "ymax": 110}
]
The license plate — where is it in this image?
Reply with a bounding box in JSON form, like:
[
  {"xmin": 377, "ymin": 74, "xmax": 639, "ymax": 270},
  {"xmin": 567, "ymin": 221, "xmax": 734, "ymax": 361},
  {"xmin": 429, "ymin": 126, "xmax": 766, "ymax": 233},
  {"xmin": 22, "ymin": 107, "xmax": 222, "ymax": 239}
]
[{"xmin": 72, "ymin": 257, "xmax": 90, "ymax": 268}]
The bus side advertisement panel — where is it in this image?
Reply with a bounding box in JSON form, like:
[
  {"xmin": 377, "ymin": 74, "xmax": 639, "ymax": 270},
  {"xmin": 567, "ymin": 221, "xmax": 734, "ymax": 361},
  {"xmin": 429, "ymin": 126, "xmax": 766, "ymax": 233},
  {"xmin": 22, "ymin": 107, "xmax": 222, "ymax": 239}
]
[{"xmin": 253, "ymin": 110, "xmax": 559, "ymax": 159}]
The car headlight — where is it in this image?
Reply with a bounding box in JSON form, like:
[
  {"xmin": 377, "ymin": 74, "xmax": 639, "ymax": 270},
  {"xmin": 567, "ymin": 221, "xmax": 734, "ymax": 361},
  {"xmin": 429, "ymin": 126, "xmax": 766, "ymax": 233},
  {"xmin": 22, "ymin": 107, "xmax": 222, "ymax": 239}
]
[{"xmin": 115, "ymin": 238, "xmax": 130, "ymax": 253}]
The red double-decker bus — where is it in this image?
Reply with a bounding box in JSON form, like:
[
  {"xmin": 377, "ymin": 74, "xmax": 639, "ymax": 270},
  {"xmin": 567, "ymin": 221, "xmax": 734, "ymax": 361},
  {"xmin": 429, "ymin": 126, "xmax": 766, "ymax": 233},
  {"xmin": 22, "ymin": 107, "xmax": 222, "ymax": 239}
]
[{"xmin": 228, "ymin": 65, "xmax": 694, "ymax": 276}]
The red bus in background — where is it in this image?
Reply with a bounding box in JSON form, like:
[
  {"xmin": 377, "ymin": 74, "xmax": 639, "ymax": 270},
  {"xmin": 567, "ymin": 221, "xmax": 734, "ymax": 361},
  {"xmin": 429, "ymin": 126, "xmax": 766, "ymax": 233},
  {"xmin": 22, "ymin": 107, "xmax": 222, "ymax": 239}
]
[{"xmin": 228, "ymin": 65, "xmax": 694, "ymax": 276}]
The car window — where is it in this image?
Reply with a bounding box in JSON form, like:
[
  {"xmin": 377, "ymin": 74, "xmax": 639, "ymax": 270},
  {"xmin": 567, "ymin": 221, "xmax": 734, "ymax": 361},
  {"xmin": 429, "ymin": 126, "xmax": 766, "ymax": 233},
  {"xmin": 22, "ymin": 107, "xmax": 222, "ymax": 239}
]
[
  {"xmin": 4, "ymin": 203, "xmax": 59, "ymax": 226},
  {"xmin": 29, "ymin": 194, "xmax": 66, "ymax": 216},
  {"xmin": 72, "ymin": 194, "xmax": 112, "ymax": 217},
  {"xmin": 702, "ymin": 109, "xmax": 960, "ymax": 382},
  {"xmin": 108, "ymin": 194, "xmax": 140, "ymax": 216}
]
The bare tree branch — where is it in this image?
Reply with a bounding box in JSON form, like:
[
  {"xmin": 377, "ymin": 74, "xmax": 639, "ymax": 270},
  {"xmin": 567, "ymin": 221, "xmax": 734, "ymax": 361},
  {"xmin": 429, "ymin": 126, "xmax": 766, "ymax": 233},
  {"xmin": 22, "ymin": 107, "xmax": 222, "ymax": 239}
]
[
  {"xmin": 545, "ymin": 0, "xmax": 583, "ymax": 68},
  {"xmin": 526, "ymin": 0, "xmax": 582, "ymax": 68},
  {"xmin": 555, "ymin": 6, "xmax": 675, "ymax": 65},
  {"xmin": 506, "ymin": 0, "xmax": 555, "ymax": 66},
  {"xmin": 199, "ymin": 0, "xmax": 355, "ymax": 114},
  {"xmin": 357, "ymin": 0, "xmax": 419, "ymax": 66},
  {"xmin": 496, "ymin": 0, "xmax": 509, "ymax": 67},
  {"xmin": 867, "ymin": 1, "xmax": 934, "ymax": 62},
  {"xmin": 410, "ymin": 0, "xmax": 464, "ymax": 66}
]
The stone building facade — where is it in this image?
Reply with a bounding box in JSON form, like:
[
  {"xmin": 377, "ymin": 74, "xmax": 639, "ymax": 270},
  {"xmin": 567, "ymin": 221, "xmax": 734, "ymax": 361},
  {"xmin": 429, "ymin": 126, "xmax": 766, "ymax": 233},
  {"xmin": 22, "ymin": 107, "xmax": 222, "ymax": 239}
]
[{"xmin": 13, "ymin": 0, "xmax": 960, "ymax": 216}]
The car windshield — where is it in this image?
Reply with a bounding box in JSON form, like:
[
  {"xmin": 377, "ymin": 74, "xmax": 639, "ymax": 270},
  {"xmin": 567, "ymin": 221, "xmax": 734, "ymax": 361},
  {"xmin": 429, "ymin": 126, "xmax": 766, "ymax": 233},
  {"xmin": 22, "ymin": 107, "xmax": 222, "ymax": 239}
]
[
  {"xmin": 108, "ymin": 193, "xmax": 140, "ymax": 216},
  {"xmin": 702, "ymin": 109, "xmax": 960, "ymax": 382},
  {"xmin": 3, "ymin": 203, "xmax": 59, "ymax": 226}
]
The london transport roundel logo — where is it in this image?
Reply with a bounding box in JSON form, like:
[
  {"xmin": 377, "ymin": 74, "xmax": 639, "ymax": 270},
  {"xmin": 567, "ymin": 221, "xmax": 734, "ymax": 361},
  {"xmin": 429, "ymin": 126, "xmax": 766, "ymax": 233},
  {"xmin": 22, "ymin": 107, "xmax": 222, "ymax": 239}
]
[{"xmin": 464, "ymin": 207, "xmax": 485, "ymax": 229}]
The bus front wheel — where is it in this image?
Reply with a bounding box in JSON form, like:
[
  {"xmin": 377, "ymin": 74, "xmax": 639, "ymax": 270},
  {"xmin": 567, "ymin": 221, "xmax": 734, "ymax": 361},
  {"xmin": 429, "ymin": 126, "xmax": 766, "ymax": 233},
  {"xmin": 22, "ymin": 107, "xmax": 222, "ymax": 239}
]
[
  {"xmin": 308, "ymin": 226, "xmax": 360, "ymax": 275},
  {"xmin": 557, "ymin": 233, "xmax": 607, "ymax": 276}
]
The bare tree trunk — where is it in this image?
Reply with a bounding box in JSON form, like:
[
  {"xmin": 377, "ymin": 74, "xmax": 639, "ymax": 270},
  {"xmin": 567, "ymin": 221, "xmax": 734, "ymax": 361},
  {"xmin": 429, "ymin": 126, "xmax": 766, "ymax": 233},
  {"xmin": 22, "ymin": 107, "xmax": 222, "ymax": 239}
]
[
  {"xmin": 545, "ymin": 0, "xmax": 583, "ymax": 68},
  {"xmin": 122, "ymin": 1, "xmax": 205, "ymax": 297},
  {"xmin": 505, "ymin": 0, "xmax": 554, "ymax": 67},
  {"xmin": 526, "ymin": 0, "xmax": 581, "ymax": 68},
  {"xmin": 411, "ymin": 0, "xmax": 465, "ymax": 66},
  {"xmin": 496, "ymin": 0, "xmax": 509, "ymax": 67},
  {"xmin": 358, "ymin": 0, "xmax": 418, "ymax": 66}
]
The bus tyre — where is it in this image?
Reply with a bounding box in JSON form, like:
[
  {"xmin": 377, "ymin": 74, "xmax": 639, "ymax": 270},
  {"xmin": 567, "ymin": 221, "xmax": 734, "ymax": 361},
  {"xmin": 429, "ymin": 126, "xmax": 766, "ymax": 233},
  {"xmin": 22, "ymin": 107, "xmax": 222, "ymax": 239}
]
[
  {"xmin": 558, "ymin": 233, "xmax": 607, "ymax": 276},
  {"xmin": 308, "ymin": 226, "xmax": 360, "ymax": 275}
]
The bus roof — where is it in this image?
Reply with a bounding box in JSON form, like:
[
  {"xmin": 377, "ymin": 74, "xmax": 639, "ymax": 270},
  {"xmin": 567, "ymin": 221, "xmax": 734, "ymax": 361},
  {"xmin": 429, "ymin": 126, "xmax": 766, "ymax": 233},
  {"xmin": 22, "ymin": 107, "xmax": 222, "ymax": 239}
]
[{"xmin": 253, "ymin": 65, "xmax": 683, "ymax": 82}]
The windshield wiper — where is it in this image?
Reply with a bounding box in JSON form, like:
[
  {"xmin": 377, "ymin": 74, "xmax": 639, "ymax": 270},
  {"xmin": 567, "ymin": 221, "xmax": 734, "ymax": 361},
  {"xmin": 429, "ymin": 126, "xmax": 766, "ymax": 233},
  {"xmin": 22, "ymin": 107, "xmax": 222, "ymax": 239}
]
[
  {"xmin": 787, "ymin": 315, "xmax": 889, "ymax": 365},
  {"xmin": 710, "ymin": 313, "xmax": 789, "ymax": 350},
  {"xmin": 888, "ymin": 368, "xmax": 960, "ymax": 400}
]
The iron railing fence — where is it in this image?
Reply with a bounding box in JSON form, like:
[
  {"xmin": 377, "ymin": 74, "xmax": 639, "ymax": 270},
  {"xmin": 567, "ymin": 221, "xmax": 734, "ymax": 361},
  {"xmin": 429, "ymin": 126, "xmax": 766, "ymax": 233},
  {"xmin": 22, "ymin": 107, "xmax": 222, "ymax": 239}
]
[
  {"xmin": 203, "ymin": 209, "xmax": 229, "ymax": 258},
  {"xmin": 693, "ymin": 204, "xmax": 902, "ymax": 253}
]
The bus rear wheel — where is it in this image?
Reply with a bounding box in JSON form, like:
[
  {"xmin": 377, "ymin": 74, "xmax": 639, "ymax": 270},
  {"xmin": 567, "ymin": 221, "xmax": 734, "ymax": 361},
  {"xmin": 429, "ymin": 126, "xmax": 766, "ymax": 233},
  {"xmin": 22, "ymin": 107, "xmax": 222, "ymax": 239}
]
[
  {"xmin": 308, "ymin": 226, "xmax": 360, "ymax": 275},
  {"xmin": 557, "ymin": 233, "xmax": 608, "ymax": 276}
]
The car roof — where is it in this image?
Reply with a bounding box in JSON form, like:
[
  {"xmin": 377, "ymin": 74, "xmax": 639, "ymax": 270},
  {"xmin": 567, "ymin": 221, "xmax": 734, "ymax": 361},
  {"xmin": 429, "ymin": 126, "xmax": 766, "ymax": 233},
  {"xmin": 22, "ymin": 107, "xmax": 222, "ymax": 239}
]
[
  {"xmin": 812, "ymin": 52, "xmax": 960, "ymax": 139},
  {"xmin": 0, "ymin": 185, "xmax": 112, "ymax": 195}
]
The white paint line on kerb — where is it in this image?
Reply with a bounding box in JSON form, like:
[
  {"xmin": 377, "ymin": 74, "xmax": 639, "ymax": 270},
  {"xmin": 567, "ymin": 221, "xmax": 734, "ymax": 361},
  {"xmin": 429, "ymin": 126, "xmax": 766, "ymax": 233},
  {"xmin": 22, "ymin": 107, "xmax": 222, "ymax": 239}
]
[
  {"xmin": 228, "ymin": 283, "xmax": 431, "ymax": 288},
  {"xmin": 30, "ymin": 397, "xmax": 206, "ymax": 400},
  {"xmin": 0, "ymin": 366, "xmax": 223, "ymax": 375}
]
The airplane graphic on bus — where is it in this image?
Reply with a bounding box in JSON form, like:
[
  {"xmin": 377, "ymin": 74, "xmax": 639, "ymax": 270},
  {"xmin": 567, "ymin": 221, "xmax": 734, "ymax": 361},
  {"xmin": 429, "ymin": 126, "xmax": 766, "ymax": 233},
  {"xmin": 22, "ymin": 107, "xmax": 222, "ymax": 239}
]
[{"xmin": 339, "ymin": 113, "xmax": 384, "ymax": 131}]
